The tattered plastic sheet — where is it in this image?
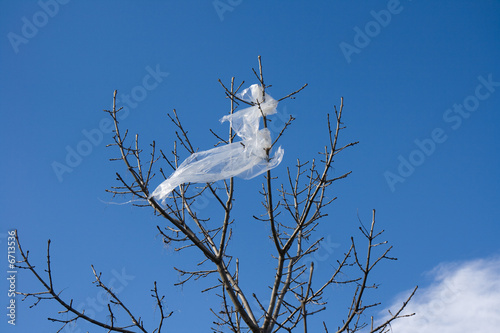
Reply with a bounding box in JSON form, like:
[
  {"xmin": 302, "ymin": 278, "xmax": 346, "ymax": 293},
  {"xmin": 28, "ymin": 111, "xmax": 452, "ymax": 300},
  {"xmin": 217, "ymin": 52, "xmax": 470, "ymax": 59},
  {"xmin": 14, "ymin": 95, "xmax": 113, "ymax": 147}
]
[{"xmin": 151, "ymin": 84, "xmax": 284, "ymax": 202}]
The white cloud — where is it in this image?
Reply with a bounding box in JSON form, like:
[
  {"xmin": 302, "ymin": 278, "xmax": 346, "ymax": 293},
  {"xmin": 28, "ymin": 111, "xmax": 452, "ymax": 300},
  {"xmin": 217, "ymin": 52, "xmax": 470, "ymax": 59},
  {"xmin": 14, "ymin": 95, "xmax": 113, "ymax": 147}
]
[{"xmin": 378, "ymin": 256, "xmax": 500, "ymax": 333}]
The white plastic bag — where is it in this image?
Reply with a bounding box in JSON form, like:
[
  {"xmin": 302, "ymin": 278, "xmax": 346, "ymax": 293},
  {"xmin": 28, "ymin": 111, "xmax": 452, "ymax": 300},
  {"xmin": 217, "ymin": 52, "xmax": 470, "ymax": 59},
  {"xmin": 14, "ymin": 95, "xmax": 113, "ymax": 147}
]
[{"xmin": 151, "ymin": 85, "xmax": 284, "ymax": 202}]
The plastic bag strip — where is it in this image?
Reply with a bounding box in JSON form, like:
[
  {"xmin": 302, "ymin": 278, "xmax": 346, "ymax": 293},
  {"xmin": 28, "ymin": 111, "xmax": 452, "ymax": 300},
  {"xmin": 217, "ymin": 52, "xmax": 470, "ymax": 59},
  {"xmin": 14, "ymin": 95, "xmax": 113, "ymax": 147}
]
[{"xmin": 151, "ymin": 85, "xmax": 284, "ymax": 202}]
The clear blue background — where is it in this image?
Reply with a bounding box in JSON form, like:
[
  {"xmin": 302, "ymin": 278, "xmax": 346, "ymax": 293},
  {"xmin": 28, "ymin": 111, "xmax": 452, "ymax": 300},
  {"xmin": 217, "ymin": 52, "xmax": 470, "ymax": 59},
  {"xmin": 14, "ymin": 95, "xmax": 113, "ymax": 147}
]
[{"xmin": 1, "ymin": 0, "xmax": 499, "ymax": 332}]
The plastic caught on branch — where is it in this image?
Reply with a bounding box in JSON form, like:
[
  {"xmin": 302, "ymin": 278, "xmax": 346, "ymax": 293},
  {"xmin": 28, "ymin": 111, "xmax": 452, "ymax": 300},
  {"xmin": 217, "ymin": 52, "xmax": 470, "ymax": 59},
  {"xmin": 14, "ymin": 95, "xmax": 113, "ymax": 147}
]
[{"xmin": 151, "ymin": 84, "xmax": 284, "ymax": 202}]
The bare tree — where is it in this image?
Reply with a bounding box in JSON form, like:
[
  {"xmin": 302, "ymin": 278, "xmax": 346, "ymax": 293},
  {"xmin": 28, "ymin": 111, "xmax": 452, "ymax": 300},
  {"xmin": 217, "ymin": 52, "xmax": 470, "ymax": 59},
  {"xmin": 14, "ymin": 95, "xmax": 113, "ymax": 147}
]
[{"xmin": 15, "ymin": 57, "xmax": 417, "ymax": 332}]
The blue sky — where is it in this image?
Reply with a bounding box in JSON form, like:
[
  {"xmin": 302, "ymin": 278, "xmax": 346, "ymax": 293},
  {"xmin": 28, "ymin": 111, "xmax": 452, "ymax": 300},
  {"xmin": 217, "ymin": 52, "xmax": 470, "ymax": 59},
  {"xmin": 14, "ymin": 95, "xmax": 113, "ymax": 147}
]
[{"xmin": 1, "ymin": 0, "xmax": 499, "ymax": 332}]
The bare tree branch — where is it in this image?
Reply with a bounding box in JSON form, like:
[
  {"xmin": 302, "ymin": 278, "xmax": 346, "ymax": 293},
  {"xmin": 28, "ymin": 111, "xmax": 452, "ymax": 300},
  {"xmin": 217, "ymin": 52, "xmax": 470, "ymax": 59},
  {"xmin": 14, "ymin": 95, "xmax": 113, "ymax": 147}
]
[
  {"xmin": 15, "ymin": 231, "xmax": 146, "ymax": 333},
  {"xmin": 17, "ymin": 57, "xmax": 415, "ymax": 333}
]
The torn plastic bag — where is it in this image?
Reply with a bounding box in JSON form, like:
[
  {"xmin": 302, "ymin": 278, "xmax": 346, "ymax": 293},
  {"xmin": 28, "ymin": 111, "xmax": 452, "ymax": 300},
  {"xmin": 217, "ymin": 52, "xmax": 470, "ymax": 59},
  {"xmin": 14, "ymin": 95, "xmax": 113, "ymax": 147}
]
[{"xmin": 151, "ymin": 84, "xmax": 284, "ymax": 202}]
